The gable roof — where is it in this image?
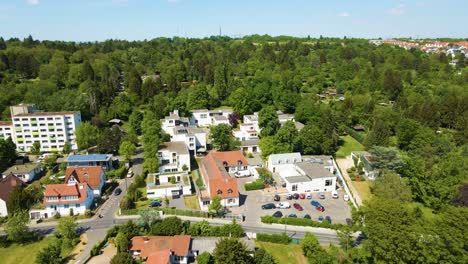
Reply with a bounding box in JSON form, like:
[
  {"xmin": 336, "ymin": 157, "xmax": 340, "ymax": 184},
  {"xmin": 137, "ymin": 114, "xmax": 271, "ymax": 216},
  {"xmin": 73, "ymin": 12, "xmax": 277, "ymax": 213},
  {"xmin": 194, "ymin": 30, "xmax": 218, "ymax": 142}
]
[
  {"xmin": 130, "ymin": 235, "xmax": 191, "ymax": 259},
  {"xmin": 200, "ymin": 151, "xmax": 247, "ymax": 199},
  {"xmin": 65, "ymin": 166, "xmax": 103, "ymax": 189},
  {"xmin": 146, "ymin": 250, "xmax": 171, "ymax": 264},
  {"xmin": 0, "ymin": 173, "xmax": 24, "ymax": 202},
  {"xmin": 44, "ymin": 183, "xmax": 90, "ymax": 204}
]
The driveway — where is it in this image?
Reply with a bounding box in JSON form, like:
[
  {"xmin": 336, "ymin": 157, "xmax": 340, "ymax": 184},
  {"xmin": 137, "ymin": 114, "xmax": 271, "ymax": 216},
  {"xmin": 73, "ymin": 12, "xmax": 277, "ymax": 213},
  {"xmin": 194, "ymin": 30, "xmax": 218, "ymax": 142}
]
[{"xmin": 336, "ymin": 157, "xmax": 363, "ymax": 206}]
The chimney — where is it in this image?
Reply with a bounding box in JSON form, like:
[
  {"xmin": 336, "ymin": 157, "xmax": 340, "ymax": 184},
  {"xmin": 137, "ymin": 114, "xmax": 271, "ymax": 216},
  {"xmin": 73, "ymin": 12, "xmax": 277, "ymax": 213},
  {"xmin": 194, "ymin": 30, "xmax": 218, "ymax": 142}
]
[{"xmin": 78, "ymin": 184, "xmax": 83, "ymax": 189}]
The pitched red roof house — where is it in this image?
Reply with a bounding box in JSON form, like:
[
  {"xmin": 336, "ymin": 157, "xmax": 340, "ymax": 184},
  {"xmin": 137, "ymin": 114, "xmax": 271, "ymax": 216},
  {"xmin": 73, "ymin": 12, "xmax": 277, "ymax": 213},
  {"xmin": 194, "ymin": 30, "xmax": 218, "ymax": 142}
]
[
  {"xmin": 64, "ymin": 166, "xmax": 105, "ymax": 196},
  {"xmin": 130, "ymin": 235, "xmax": 191, "ymax": 262},
  {"xmin": 44, "ymin": 183, "xmax": 90, "ymax": 204}
]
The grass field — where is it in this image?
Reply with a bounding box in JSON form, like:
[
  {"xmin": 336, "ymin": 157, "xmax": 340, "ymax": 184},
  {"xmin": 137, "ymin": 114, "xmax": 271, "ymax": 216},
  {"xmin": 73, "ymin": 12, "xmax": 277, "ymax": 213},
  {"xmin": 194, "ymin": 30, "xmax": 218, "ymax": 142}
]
[
  {"xmin": 336, "ymin": 135, "xmax": 365, "ymax": 158},
  {"xmin": 184, "ymin": 195, "xmax": 200, "ymax": 210},
  {"xmin": 256, "ymin": 241, "xmax": 308, "ymax": 264},
  {"xmin": 353, "ymin": 180, "xmax": 372, "ymax": 202},
  {"xmin": 0, "ymin": 236, "xmax": 62, "ymax": 264}
]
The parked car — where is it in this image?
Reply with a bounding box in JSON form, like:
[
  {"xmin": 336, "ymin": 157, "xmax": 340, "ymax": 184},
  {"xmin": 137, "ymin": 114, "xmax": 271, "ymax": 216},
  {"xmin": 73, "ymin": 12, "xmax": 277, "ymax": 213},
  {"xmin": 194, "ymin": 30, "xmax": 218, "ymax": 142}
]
[
  {"xmin": 286, "ymin": 194, "xmax": 293, "ymax": 200},
  {"xmin": 288, "ymin": 213, "xmax": 297, "ymax": 218},
  {"xmin": 114, "ymin": 188, "xmax": 122, "ymax": 195},
  {"xmin": 310, "ymin": 200, "xmax": 322, "ymax": 208},
  {"xmin": 274, "ymin": 194, "xmax": 280, "ymax": 201},
  {"xmin": 319, "ymin": 193, "xmax": 325, "ymax": 199},
  {"xmin": 261, "ymin": 203, "xmax": 276, "ymax": 210},
  {"xmin": 318, "ymin": 216, "xmax": 324, "ymax": 223},
  {"xmin": 299, "ymin": 193, "xmax": 306, "ymax": 199},
  {"xmin": 315, "ymin": 206, "xmax": 325, "ymax": 212},
  {"xmin": 273, "ymin": 211, "xmax": 283, "ymax": 218},
  {"xmin": 127, "ymin": 168, "xmax": 134, "ymax": 178},
  {"xmin": 234, "ymin": 170, "xmax": 251, "ymax": 178},
  {"xmin": 276, "ymin": 202, "xmax": 291, "ymax": 209},
  {"xmin": 304, "ymin": 214, "xmax": 311, "ymax": 219},
  {"xmin": 293, "ymin": 193, "xmax": 300, "ymax": 199},
  {"xmin": 325, "ymin": 216, "xmax": 332, "ymax": 223},
  {"xmin": 331, "ymin": 191, "xmax": 339, "ymax": 199},
  {"xmin": 305, "ymin": 193, "xmax": 312, "ymax": 199},
  {"xmin": 343, "ymin": 194, "xmax": 350, "ymax": 201},
  {"xmin": 293, "ymin": 202, "xmax": 303, "ymax": 211},
  {"xmin": 148, "ymin": 201, "xmax": 161, "ymax": 208},
  {"xmin": 346, "ymin": 218, "xmax": 352, "ymax": 226}
]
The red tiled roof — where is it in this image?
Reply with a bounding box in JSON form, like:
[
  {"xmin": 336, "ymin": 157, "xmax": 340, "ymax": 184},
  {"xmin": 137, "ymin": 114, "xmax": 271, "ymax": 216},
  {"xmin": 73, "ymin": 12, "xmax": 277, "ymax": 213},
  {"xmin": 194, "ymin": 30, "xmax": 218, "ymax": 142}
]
[
  {"xmin": 0, "ymin": 173, "xmax": 24, "ymax": 202},
  {"xmin": 65, "ymin": 166, "xmax": 103, "ymax": 189},
  {"xmin": 130, "ymin": 236, "xmax": 191, "ymax": 259},
  {"xmin": 0, "ymin": 121, "xmax": 12, "ymax": 126},
  {"xmin": 200, "ymin": 151, "xmax": 248, "ymax": 199},
  {"xmin": 147, "ymin": 250, "xmax": 171, "ymax": 264},
  {"xmin": 44, "ymin": 183, "xmax": 89, "ymax": 204}
]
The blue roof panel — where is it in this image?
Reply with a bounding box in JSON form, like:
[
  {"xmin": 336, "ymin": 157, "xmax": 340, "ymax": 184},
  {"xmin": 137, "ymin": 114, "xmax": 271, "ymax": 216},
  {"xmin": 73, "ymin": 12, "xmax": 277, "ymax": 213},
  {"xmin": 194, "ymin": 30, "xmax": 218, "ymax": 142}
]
[{"xmin": 67, "ymin": 154, "xmax": 112, "ymax": 162}]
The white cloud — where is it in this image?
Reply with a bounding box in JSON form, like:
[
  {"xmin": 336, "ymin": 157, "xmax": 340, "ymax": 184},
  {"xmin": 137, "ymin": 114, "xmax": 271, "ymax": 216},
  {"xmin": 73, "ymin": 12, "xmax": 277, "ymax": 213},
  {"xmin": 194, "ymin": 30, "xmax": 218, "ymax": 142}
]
[
  {"xmin": 338, "ymin": 12, "xmax": 350, "ymax": 17},
  {"xmin": 26, "ymin": 0, "xmax": 40, "ymax": 5},
  {"xmin": 387, "ymin": 4, "xmax": 406, "ymax": 16}
]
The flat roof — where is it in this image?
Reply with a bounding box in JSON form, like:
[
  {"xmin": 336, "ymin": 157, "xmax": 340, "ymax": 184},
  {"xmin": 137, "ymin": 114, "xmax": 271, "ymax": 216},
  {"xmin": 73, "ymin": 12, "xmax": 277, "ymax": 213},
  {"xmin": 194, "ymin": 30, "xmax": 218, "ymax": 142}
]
[
  {"xmin": 295, "ymin": 162, "xmax": 334, "ymax": 179},
  {"xmin": 159, "ymin": 141, "xmax": 189, "ymax": 155},
  {"xmin": 284, "ymin": 175, "xmax": 313, "ymax": 183},
  {"xmin": 240, "ymin": 139, "xmax": 259, "ymax": 146},
  {"xmin": 66, "ymin": 154, "xmax": 112, "ymax": 162}
]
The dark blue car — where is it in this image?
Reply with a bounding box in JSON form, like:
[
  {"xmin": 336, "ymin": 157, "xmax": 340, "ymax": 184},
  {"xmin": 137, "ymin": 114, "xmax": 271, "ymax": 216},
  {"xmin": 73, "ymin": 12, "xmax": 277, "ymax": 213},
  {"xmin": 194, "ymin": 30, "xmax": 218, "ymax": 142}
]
[
  {"xmin": 325, "ymin": 216, "xmax": 332, "ymax": 223},
  {"xmin": 310, "ymin": 200, "xmax": 322, "ymax": 208}
]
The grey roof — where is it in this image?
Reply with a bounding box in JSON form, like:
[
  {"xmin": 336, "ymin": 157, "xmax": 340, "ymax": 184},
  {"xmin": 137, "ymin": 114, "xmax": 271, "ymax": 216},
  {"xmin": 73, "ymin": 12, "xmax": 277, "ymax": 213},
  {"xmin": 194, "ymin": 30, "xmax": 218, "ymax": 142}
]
[
  {"xmin": 284, "ymin": 175, "xmax": 314, "ymax": 183},
  {"xmin": 213, "ymin": 115, "xmax": 228, "ymax": 121},
  {"xmin": 159, "ymin": 141, "xmax": 189, "ymax": 155},
  {"xmin": 247, "ymin": 157, "xmax": 263, "ymax": 166},
  {"xmin": 268, "ymin": 153, "xmax": 302, "ymax": 165},
  {"xmin": 295, "ymin": 162, "xmax": 334, "ymax": 179},
  {"xmin": 240, "ymin": 139, "xmax": 259, "ymax": 146},
  {"xmin": 244, "ymin": 114, "xmax": 258, "ymax": 122},
  {"xmin": 192, "ymin": 109, "xmax": 209, "ymax": 113},
  {"xmin": 2, "ymin": 163, "xmax": 39, "ymax": 175},
  {"xmin": 192, "ymin": 237, "xmax": 255, "ymax": 254}
]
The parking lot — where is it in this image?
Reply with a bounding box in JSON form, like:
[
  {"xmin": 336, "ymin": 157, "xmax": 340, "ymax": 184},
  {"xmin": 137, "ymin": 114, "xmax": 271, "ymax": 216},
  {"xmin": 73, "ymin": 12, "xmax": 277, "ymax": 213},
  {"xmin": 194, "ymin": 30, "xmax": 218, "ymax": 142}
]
[{"xmin": 231, "ymin": 177, "xmax": 352, "ymax": 225}]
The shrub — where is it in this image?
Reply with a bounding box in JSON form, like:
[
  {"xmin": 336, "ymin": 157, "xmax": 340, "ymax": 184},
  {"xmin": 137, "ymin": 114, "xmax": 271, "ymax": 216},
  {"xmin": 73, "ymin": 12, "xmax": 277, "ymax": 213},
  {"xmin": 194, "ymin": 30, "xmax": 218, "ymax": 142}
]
[
  {"xmin": 69, "ymin": 208, "xmax": 74, "ymax": 216},
  {"xmin": 256, "ymin": 233, "xmax": 291, "ymax": 244},
  {"xmin": 84, "ymin": 210, "xmax": 93, "ymax": 218},
  {"xmin": 197, "ymin": 252, "xmax": 214, "ymax": 264},
  {"xmin": 245, "ymin": 179, "xmax": 265, "ymax": 191},
  {"xmin": 261, "ymin": 216, "xmax": 345, "ymax": 230},
  {"xmin": 120, "ymin": 196, "xmax": 136, "ymax": 210},
  {"xmin": 54, "ymin": 212, "xmax": 61, "ymax": 219}
]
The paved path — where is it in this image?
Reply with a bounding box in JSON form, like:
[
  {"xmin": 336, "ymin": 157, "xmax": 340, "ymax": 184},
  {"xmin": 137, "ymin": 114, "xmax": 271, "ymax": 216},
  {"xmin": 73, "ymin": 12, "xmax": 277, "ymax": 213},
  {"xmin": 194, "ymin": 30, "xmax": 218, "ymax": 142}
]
[{"xmin": 336, "ymin": 157, "xmax": 363, "ymax": 206}]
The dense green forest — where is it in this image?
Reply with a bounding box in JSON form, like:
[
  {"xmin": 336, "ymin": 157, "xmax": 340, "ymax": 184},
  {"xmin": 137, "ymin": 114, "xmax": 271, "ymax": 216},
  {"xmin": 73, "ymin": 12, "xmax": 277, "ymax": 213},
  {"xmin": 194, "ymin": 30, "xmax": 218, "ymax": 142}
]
[{"xmin": 0, "ymin": 35, "xmax": 467, "ymax": 263}]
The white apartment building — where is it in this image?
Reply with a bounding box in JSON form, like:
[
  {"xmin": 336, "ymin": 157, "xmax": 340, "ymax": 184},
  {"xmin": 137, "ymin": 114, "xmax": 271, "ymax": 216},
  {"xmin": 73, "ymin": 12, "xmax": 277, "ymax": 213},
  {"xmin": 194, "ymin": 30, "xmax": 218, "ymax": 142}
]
[
  {"xmin": 0, "ymin": 121, "xmax": 13, "ymax": 140},
  {"xmin": 161, "ymin": 110, "xmax": 190, "ymax": 136},
  {"xmin": 0, "ymin": 104, "xmax": 81, "ymax": 152},
  {"xmin": 158, "ymin": 142, "xmax": 191, "ymax": 173},
  {"xmin": 190, "ymin": 109, "xmax": 232, "ymax": 127},
  {"xmin": 172, "ymin": 126, "xmax": 207, "ymax": 155},
  {"xmin": 243, "ymin": 111, "xmax": 295, "ymax": 130},
  {"xmin": 233, "ymin": 123, "xmax": 261, "ymax": 154}
]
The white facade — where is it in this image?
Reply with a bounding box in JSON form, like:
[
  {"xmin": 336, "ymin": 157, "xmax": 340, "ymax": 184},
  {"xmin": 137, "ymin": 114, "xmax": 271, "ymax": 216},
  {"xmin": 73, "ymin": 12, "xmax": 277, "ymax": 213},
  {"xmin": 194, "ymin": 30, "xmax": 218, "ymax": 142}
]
[
  {"xmin": 2, "ymin": 164, "xmax": 43, "ymax": 183},
  {"xmin": 0, "ymin": 199, "xmax": 7, "ymax": 217},
  {"xmin": 0, "ymin": 104, "xmax": 81, "ymax": 152},
  {"xmin": 267, "ymin": 152, "xmax": 302, "ymax": 173},
  {"xmin": 233, "ymin": 123, "xmax": 259, "ymax": 141},
  {"xmin": 161, "ymin": 110, "xmax": 190, "ymax": 136},
  {"xmin": 199, "ymin": 196, "xmax": 239, "ymax": 211},
  {"xmin": 0, "ymin": 121, "xmax": 13, "ymax": 140},
  {"xmin": 190, "ymin": 109, "xmax": 232, "ymax": 127},
  {"xmin": 172, "ymin": 127, "xmax": 207, "ymax": 155},
  {"xmin": 146, "ymin": 172, "xmax": 191, "ymax": 199},
  {"xmin": 158, "ymin": 142, "xmax": 191, "ymax": 173}
]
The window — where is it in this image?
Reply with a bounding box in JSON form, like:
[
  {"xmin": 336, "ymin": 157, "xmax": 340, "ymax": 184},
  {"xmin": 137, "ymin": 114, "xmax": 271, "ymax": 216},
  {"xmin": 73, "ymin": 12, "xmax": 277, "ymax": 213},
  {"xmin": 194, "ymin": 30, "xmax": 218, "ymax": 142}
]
[
  {"xmin": 64, "ymin": 204, "xmax": 69, "ymax": 209},
  {"xmin": 200, "ymin": 114, "xmax": 207, "ymax": 118},
  {"xmin": 75, "ymin": 204, "xmax": 80, "ymax": 208},
  {"xmin": 217, "ymin": 189, "xmax": 222, "ymax": 195},
  {"xmin": 227, "ymin": 189, "xmax": 233, "ymax": 194},
  {"xmin": 228, "ymin": 198, "xmax": 234, "ymax": 204},
  {"xmin": 292, "ymin": 184, "xmax": 298, "ymax": 191},
  {"xmin": 47, "ymin": 196, "xmax": 58, "ymax": 201},
  {"xmin": 203, "ymin": 201, "xmax": 210, "ymax": 205},
  {"xmin": 47, "ymin": 117, "xmax": 53, "ymax": 120},
  {"xmin": 325, "ymin": 179, "xmax": 333, "ymax": 186}
]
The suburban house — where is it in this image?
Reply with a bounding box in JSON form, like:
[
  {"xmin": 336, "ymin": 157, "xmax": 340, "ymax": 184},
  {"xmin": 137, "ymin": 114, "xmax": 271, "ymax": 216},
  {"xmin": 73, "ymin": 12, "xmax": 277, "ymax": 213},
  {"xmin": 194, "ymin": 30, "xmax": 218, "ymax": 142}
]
[
  {"xmin": 31, "ymin": 182, "xmax": 94, "ymax": 218},
  {"xmin": 351, "ymin": 151, "xmax": 379, "ymax": 180},
  {"xmin": 190, "ymin": 109, "xmax": 232, "ymax": 127},
  {"xmin": 266, "ymin": 152, "xmax": 302, "ymax": 173},
  {"xmin": 198, "ymin": 151, "xmax": 249, "ymax": 210},
  {"xmin": 129, "ymin": 235, "xmax": 255, "ymax": 264},
  {"xmin": 146, "ymin": 172, "xmax": 191, "ymax": 199},
  {"xmin": 64, "ymin": 166, "xmax": 106, "ymax": 197},
  {"xmin": 2, "ymin": 163, "xmax": 43, "ymax": 182},
  {"xmin": 243, "ymin": 111, "xmax": 301, "ymax": 132},
  {"xmin": 158, "ymin": 142, "xmax": 191, "ymax": 173},
  {"xmin": 272, "ymin": 155, "xmax": 337, "ymax": 193},
  {"xmin": 161, "ymin": 110, "xmax": 190, "ymax": 136},
  {"xmin": 172, "ymin": 126, "xmax": 207, "ymax": 156},
  {"xmin": 233, "ymin": 123, "xmax": 261, "ymax": 153},
  {"xmin": 0, "ymin": 104, "xmax": 81, "ymax": 152},
  {"xmin": 0, "ymin": 173, "xmax": 25, "ymax": 216},
  {"xmin": 66, "ymin": 154, "xmax": 114, "ymax": 171},
  {"xmin": 130, "ymin": 235, "xmax": 192, "ymax": 264}
]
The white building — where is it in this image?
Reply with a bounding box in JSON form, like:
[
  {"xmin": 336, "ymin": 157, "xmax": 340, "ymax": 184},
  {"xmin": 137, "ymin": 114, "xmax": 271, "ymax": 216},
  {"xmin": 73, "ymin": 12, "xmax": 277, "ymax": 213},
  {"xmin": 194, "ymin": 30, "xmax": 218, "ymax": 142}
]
[
  {"xmin": 64, "ymin": 166, "xmax": 106, "ymax": 197},
  {"xmin": 158, "ymin": 142, "xmax": 191, "ymax": 174},
  {"xmin": 146, "ymin": 172, "xmax": 192, "ymax": 199},
  {"xmin": 31, "ymin": 182, "xmax": 93, "ymax": 219},
  {"xmin": 0, "ymin": 104, "xmax": 81, "ymax": 152},
  {"xmin": 277, "ymin": 156, "xmax": 337, "ymax": 194},
  {"xmin": 190, "ymin": 109, "xmax": 232, "ymax": 127},
  {"xmin": 172, "ymin": 126, "xmax": 207, "ymax": 156},
  {"xmin": 2, "ymin": 163, "xmax": 43, "ymax": 183},
  {"xmin": 266, "ymin": 152, "xmax": 302, "ymax": 173},
  {"xmin": 0, "ymin": 121, "xmax": 13, "ymax": 140},
  {"xmin": 233, "ymin": 123, "xmax": 261, "ymax": 154},
  {"xmin": 161, "ymin": 110, "xmax": 190, "ymax": 136}
]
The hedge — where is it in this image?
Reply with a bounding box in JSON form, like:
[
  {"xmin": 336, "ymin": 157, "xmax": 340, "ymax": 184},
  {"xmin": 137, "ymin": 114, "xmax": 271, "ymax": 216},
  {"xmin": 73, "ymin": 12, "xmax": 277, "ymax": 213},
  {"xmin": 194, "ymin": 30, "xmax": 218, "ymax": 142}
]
[
  {"xmin": 261, "ymin": 215, "xmax": 345, "ymax": 230},
  {"xmin": 256, "ymin": 233, "xmax": 291, "ymax": 244},
  {"xmin": 345, "ymin": 127, "xmax": 365, "ymax": 144},
  {"xmin": 121, "ymin": 208, "xmax": 209, "ymax": 218},
  {"xmin": 245, "ymin": 179, "xmax": 265, "ymax": 191}
]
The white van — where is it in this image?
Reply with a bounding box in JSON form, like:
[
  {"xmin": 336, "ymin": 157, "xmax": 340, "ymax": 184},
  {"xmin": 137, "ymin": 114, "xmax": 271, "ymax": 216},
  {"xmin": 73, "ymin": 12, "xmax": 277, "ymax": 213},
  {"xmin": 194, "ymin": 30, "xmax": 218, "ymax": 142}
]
[{"xmin": 234, "ymin": 170, "xmax": 251, "ymax": 178}]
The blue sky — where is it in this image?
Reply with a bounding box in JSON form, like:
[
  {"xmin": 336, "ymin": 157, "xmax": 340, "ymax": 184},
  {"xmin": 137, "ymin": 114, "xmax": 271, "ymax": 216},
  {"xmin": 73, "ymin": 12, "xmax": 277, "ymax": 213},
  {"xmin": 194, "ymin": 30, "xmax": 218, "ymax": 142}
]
[{"xmin": 0, "ymin": 0, "xmax": 466, "ymax": 41}]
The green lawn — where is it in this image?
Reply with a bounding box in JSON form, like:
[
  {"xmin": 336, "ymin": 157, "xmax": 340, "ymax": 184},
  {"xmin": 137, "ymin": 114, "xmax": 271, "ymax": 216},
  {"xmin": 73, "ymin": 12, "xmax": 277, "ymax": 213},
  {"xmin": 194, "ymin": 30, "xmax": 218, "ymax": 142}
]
[
  {"xmin": 336, "ymin": 135, "xmax": 365, "ymax": 158},
  {"xmin": 256, "ymin": 241, "xmax": 308, "ymax": 264},
  {"xmin": 353, "ymin": 180, "xmax": 372, "ymax": 202},
  {"xmin": 0, "ymin": 236, "xmax": 56, "ymax": 264},
  {"xmin": 184, "ymin": 195, "xmax": 200, "ymax": 210}
]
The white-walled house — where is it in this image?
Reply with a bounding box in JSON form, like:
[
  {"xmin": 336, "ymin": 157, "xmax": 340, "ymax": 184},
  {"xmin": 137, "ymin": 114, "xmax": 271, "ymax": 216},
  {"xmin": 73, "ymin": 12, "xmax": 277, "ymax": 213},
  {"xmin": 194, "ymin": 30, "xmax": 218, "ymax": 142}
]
[
  {"xmin": 31, "ymin": 182, "xmax": 93, "ymax": 219},
  {"xmin": 351, "ymin": 151, "xmax": 379, "ymax": 180},
  {"xmin": 0, "ymin": 174, "xmax": 25, "ymax": 216},
  {"xmin": 64, "ymin": 166, "xmax": 106, "ymax": 197},
  {"xmin": 277, "ymin": 160, "xmax": 337, "ymax": 193},
  {"xmin": 172, "ymin": 126, "xmax": 207, "ymax": 155},
  {"xmin": 146, "ymin": 172, "xmax": 191, "ymax": 199},
  {"xmin": 161, "ymin": 110, "xmax": 190, "ymax": 136},
  {"xmin": 158, "ymin": 142, "xmax": 191, "ymax": 173},
  {"xmin": 233, "ymin": 123, "xmax": 261, "ymax": 153},
  {"xmin": 266, "ymin": 152, "xmax": 302, "ymax": 173},
  {"xmin": 190, "ymin": 109, "xmax": 232, "ymax": 127},
  {"xmin": 2, "ymin": 163, "xmax": 42, "ymax": 183}
]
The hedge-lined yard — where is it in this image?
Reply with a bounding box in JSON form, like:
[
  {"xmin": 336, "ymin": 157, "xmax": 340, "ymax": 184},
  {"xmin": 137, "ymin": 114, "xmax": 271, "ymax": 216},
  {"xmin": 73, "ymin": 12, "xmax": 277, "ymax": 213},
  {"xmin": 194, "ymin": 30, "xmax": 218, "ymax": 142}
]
[{"xmin": 244, "ymin": 179, "xmax": 265, "ymax": 191}]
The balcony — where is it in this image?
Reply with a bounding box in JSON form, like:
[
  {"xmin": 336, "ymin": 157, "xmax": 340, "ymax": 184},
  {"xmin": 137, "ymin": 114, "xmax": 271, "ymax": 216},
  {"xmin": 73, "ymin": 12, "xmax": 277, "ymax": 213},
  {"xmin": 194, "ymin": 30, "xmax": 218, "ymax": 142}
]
[
  {"xmin": 48, "ymin": 126, "xmax": 55, "ymax": 130},
  {"xmin": 16, "ymin": 138, "xmax": 24, "ymax": 142},
  {"xmin": 32, "ymin": 132, "xmax": 39, "ymax": 136},
  {"xmin": 15, "ymin": 127, "xmax": 22, "ymax": 132}
]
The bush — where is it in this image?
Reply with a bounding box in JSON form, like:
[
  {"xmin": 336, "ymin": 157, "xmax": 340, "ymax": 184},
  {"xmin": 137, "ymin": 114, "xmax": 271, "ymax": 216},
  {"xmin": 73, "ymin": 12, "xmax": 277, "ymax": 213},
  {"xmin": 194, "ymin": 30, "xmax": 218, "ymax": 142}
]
[
  {"xmin": 256, "ymin": 233, "xmax": 291, "ymax": 244},
  {"xmin": 120, "ymin": 196, "xmax": 135, "ymax": 210},
  {"xmin": 245, "ymin": 179, "xmax": 265, "ymax": 191},
  {"xmin": 261, "ymin": 216, "xmax": 345, "ymax": 230},
  {"xmin": 84, "ymin": 210, "xmax": 93, "ymax": 218},
  {"xmin": 106, "ymin": 166, "xmax": 127, "ymax": 179},
  {"xmin": 197, "ymin": 252, "xmax": 214, "ymax": 264},
  {"xmin": 134, "ymin": 174, "xmax": 146, "ymax": 188},
  {"xmin": 188, "ymin": 220, "xmax": 245, "ymax": 237},
  {"xmin": 150, "ymin": 217, "xmax": 183, "ymax": 236},
  {"xmin": 90, "ymin": 239, "xmax": 106, "ymax": 256},
  {"xmin": 54, "ymin": 212, "xmax": 61, "ymax": 219}
]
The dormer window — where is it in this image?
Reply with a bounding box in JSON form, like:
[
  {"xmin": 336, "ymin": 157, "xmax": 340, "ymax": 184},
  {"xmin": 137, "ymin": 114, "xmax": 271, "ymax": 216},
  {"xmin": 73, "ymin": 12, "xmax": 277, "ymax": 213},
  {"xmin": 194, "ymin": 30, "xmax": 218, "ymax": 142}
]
[
  {"xmin": 223, "ymin": 161, "xmax": 228, "ymax": 167},
  {"xmin": 217, "ymin": 189, "xmax": 222, "ymax": 195},
  {"xmin": 227, "ymin": 189, "xmax": 233, "ymax": 194},
  {"xmin": 237, "ymin": 160, "xmax": 242, "ymax": 166}
]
